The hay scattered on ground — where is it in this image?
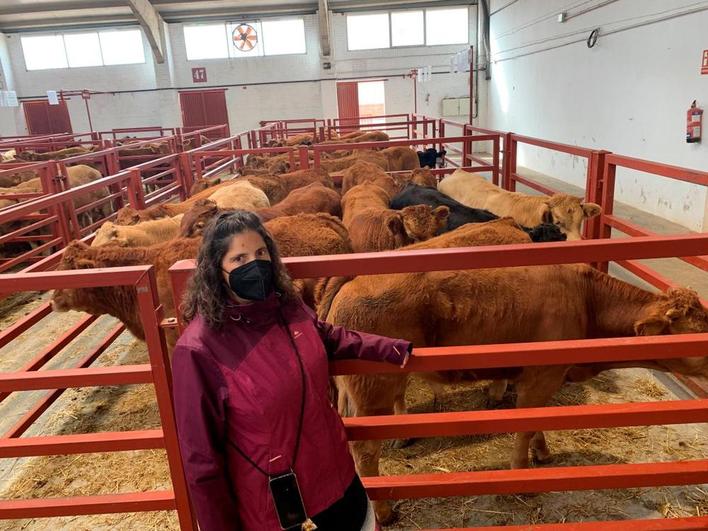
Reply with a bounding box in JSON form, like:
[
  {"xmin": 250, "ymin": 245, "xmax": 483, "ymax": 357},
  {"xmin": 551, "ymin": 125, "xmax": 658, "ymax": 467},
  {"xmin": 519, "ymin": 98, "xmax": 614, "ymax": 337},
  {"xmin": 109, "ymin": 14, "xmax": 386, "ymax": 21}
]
[{"xmin": 0, "ymin": 333, "xmax": 705, "ymax": 530}]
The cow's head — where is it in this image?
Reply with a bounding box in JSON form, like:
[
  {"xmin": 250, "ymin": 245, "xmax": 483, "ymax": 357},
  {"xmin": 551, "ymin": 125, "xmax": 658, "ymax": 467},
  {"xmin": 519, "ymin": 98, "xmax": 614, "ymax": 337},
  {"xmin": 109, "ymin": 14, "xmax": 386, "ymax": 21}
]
[
  {"xmin": 400, "ymin": 205, "xmax": 450, "ymax": 242},
  {"xmin": 525, "ymin": 223, "xmax": 567, "ymax": 243},
  {"xmin": 410, "ymin": 168, "xmax": 437, "ymax": 188},
  {"xmin": 541, "ymin": 194, "xmax": 601, "ymax": 240},
  {"xmin": 268, "ymin": 159, "xmax": 290, "ymax": 174},
  {"xmin": 189, "ymin": 177, "xmax": 221, "ymax": 196},
  {"xmin": 634, "ymin": 288, "xmax": 708, "ymax": 376},
  {"xmin": 51, "ymin": 241, "xmax": 97, "ymax": 312},
  {"xmin": 92, "ymin": 221, "xmax": 123, "ymax": 247},
  {"xmin": 180, "ymin": 199, "xmax": 219, "ymax": 238},
  {"xmin": 115, "ymin": 206, "xmax": 142, "ymax": 225}
]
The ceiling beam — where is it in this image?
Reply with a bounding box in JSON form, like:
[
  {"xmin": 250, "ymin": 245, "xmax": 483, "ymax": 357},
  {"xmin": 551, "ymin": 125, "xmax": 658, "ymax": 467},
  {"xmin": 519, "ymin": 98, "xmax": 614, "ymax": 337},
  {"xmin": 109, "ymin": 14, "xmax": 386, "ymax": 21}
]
[
  {"xmin": 127, "ymin": 0, "xmax": 165, "ymax": 64},
  {"xmin": 318, "ymin": 0, "xmax": 331, "ymax": 57},
  {"xmin": 0, "ymin": 2, "xmax": 126, "ymax": 16}
]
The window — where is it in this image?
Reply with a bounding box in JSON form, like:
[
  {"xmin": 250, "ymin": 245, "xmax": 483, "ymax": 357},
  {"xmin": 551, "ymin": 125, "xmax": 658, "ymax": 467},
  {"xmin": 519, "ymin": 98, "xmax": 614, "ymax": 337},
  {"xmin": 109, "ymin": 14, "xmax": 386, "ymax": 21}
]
[
  {"xmin": 426, "ymin": 8, "xmax": 469, "ymax": 45},
  {"xmin": 391, "ymin": 11, "xmax": 424, "ymax": 47},
  {"xmin": 21, "ymin": 28, "xmax": 145, "ymax": 70},
  {"xmin": 262, "ymin": 19, "xmax": 306, "ymax": 55},
  {"xmin": 21, "ymin": 35, "xmax": 67, "ymax": 70},
  {"xmin": 99, "ymin": 29, "xmax": 145, "ymax": 65},
  {"xmin": 346, "ymin": 6, "xmax": 469, "ymax": 50},
  {"xmin": 185, "ymin": 24, "xmax": 229, "ymax": 60},
  {"xmin": 64, "ymin": 33, "xmax": 102, "ymax": 67},
  {"xmin": 346, "ymin": 13, "xmax": 390, "ymax": 51},
  {"xmin": 184, "ymin": 17, "xmax": 306, "ymax": 61}
]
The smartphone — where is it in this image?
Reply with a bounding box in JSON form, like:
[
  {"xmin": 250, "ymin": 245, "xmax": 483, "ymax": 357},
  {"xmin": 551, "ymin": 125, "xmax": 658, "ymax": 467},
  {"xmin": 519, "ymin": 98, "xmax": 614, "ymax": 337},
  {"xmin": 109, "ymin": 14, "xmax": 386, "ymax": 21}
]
[{"xmin": 269, "ymin": 471, "xmax": 307, "ymax": 530}]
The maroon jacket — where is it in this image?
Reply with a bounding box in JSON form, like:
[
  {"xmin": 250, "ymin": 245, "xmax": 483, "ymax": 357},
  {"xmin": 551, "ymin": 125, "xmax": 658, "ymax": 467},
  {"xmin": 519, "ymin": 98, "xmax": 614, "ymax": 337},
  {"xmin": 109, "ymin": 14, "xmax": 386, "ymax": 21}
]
[{"xmin": 172, "ymin": 292, "xmax": 411, "ymax": 531}]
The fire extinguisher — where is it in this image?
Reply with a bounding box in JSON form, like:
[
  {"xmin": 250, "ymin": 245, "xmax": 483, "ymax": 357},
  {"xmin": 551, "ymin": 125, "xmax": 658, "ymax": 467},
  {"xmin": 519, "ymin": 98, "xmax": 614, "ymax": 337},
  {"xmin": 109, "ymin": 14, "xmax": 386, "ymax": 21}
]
[{"xmin": 686, "ymin": 100, "xmax": 702, "ymax": 143}]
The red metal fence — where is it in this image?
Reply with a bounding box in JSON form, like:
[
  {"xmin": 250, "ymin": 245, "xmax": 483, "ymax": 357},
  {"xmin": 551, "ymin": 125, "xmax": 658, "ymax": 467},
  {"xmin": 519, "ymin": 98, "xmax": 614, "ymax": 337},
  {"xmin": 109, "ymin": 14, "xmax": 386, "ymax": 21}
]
[
  {"xmin": 0, "ymin": 266, "xmax": 194, "ymax": 528},
  {"xmin": 168, "ymin": 233, "xmax": 708, "ymax": 531}
]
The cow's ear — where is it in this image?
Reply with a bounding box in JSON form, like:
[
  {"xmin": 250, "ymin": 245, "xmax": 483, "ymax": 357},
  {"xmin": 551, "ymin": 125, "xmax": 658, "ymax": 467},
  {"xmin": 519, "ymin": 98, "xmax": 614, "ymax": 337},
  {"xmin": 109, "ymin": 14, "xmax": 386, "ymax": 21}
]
[
  {"xmin": 582, "ymin": 202, "xmax": 601, "ymax": 218},
  {"xmin": 433, "ymin": 205, "xmax": 450, "ymax": 220},
  {"xmin": 541, "ymin": 203, "xmax": 553, "ymax": 224},
  {"xmin": 634, "ymin": 316, "xmax": 669, "ymax": 336},
  {"xmin": 73, "ymin": 258, "xmax": 95, "ymax": 270}
]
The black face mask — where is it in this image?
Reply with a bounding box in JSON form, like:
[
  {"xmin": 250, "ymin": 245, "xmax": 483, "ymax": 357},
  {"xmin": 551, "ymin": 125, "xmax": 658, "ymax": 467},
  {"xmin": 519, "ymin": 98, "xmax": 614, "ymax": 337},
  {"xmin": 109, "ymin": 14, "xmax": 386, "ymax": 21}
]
[{"xmin": 225, "ymin": 259, "xmax": 274, "ymax": 301}]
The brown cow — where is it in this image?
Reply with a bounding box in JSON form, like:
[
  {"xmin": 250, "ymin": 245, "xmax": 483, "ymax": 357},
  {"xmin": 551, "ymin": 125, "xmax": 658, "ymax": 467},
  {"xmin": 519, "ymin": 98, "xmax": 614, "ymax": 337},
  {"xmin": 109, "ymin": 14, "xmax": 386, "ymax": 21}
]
[
  {"xmin": 438, "ymin": 169, "xmax": 601, "ymax": 240},
  {"xmin": 318, "ymin": 222, "xmax": 707, "ymax": 522},
  {"xmin": 340, "ymin": 161, "xmax": 391, "ymax": 195},
  {"xmin": 347, "ymin": 204, "xmax": 449, "ymax": 253},
  {"xmin": 340, "ymin": 183, "xmax": 390, "ymax": 227},
  {"xmin": 341, "ymin": 182, "xmax": 449, "ymax": 252},
  {"xmin": 51, "ymin": 237, "xmax": 201, "ymax": 348},
  {"xmin": 279, "ymin": 167, "xmax": 335, "ymax": 193},
  {"xmin": 319, "ymin": 150, "xmax": 388, "ymax": 173},
  {"xmin": 189, "ymin": 177, "xmax": 222, "ymax": 195},
  {"xmin": 255, "ymin": 183, "xmax": 341, "ymax": 222},
  {"xmin": 322, "ymin": 131, "xmax": 390, "ymax": 144},
  {"xmin": 382, "ymin": 146, "xmax": 420, "ymax": 171}
]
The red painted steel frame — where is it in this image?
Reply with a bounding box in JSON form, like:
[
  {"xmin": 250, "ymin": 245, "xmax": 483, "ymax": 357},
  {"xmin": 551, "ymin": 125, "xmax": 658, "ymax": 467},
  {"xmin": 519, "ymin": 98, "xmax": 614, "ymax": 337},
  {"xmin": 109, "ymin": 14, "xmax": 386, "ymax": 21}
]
[
  {"xmin": 0, "ymin": 266, "xmax": 195, "ymax": 529},
  {"xmin": 168, "ymin": 232, "xmax": 708, "ymax": 530}
]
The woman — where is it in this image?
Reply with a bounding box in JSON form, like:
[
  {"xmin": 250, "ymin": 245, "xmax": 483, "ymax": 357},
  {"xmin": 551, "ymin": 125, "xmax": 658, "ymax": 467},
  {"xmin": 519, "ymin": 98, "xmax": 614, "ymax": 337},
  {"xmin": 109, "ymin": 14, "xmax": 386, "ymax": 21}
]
[{"xmin": 172, "ymin": 210, "xmax": 412, "ymax": 531}]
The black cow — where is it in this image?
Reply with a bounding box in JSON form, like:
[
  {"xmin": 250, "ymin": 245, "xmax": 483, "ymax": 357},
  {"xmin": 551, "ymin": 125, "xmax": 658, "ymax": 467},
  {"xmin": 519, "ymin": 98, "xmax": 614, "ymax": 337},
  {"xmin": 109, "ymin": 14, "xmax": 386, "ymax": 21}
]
[
  {"xmin": 417, "ymin": 148, "xmax": 446, "ymax": 169},
  {"xmin": 390, "ymin": 184, "xmax": 566, "ymax": 242}
]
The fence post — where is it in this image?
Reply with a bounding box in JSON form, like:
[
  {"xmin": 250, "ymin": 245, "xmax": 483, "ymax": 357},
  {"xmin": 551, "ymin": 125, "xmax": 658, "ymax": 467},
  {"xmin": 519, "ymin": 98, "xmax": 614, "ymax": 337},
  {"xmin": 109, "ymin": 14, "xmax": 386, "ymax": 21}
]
[
  {"xmin": 298, "ymin": 146, "xmax": 310, "ymax": 169},
  {"xmin": 179, "ymin": 152, "xmax": 195, "ymax": 196},
  {"xmin": 128, "ymin": 169, "xmax": 147, "ymax": 208},
  {"xmin": 503, "ymin": 133, "xmax": 517, "ymax": 192},
  {"xmin": 492, "ymin": 135, "xmax": 500, "ymax": 186},
  {"xmin": 501, "ymin": 132, "xmax": 512, "ymax": 190},
  {"xmin": 462, "ymin": 125, "xmax": 470, "ymax": 169},
  {"xmin": 411, "ymin": 114, "xmax": 418, "ymax": 140},
  {"xmin": 134, "ymin": 271, "xmax": 197, "ymax": 531},
  {"xmin": 584, "ymin": 150, "xmax": 610, "ymax": 241},
  {"xmin": 597, "ymin": 156, "xmax": 616, "ymax": 273},
  {"xmin": 438, "ymin": 120, "xmax": 445, "ymax": 154}
]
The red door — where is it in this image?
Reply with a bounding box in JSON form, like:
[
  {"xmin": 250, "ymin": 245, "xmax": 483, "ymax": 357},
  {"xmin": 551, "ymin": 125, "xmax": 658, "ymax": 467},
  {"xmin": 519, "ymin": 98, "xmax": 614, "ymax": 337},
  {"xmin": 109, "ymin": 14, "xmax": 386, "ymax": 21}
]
[
  {"xmin": 23, "ymin": 99, "xmax": 73, "ymax": 135},
  {"xmin": 179, "ymin": 89, "xmax": 230, "ymax": 135},
  {"xmin": 337, "ymin": 82, "xmax": 360, "ymax": 132}
]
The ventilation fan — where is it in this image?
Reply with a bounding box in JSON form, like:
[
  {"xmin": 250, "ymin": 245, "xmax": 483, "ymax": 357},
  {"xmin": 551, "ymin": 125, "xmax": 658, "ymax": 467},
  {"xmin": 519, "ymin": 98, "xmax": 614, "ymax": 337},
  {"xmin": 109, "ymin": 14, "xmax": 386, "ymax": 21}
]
[{"xmin": 232, "ymin": 23, "xmax": 258, "ymax": 51}]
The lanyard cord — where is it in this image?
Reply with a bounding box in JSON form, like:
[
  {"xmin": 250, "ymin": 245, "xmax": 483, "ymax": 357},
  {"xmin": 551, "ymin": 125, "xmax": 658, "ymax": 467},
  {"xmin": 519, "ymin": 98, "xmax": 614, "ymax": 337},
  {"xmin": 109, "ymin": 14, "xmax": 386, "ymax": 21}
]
[{"xmin": 225, "ymin": 307, "xmax": 307, "ymax": 477}]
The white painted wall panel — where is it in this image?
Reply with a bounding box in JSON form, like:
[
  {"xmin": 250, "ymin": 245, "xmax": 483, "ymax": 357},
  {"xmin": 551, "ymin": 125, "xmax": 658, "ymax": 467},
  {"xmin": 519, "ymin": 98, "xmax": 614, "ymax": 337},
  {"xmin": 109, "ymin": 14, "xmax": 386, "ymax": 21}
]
[{"xmin": 487, "ymin": 0, "xmax": 708, "ymax": 230}]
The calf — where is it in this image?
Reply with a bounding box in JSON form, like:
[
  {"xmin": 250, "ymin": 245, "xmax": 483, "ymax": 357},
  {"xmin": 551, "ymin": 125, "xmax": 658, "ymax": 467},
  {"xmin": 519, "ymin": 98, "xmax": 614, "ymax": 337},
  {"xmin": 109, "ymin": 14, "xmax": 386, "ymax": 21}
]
[
  {"xmin": 51, "ymin": 238, "xmax": 201, "ymax": 347},
  {"xmin": 382, "ymin": 146, "xmax": 420, "ymax": 171},
  {"xmin": 256, "ymin": 183, "xmax": 341, "ymax": 222},
  {"xmin": 319, "ymin": 150, "xmax": 388, "ymax": 173},
  {"xmin": 347, "ymin": 204, "xmax": 449, "ymax": 253},
  {"xmin": 92, "ymin": 215, "xmax": 184, "ymax": 247},
  {"xmin": 438, "ymin": 169, "xmax": 601, "ymax": 240}
]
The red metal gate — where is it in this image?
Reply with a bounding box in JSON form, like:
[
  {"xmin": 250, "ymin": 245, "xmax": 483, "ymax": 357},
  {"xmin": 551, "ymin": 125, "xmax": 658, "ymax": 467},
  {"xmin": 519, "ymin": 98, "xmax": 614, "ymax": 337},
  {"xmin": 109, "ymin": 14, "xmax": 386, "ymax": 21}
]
[
  {"xmin": 336, "ymin": 82, "xmax": 360, "ymax": 132},
  {"xmin": 23, "ymin": 100, "xmax": 73, "ymax": 135},
  {"xmin": 178, "ymin": 90, "xmax": 229, "ymax": 135}
]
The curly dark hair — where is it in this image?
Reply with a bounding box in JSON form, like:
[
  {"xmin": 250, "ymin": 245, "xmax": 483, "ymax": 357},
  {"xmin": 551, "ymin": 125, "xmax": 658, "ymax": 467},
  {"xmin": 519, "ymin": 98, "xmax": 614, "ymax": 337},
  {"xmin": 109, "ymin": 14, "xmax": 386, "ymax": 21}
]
[{"xmin": 181, "ymin": 209, "xmax": 299, "ymax": 328}]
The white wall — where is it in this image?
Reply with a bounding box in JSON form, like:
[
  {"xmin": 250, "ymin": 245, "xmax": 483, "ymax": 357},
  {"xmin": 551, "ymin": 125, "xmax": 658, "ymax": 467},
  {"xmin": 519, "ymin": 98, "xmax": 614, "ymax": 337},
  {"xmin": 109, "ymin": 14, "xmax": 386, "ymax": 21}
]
[
  {"xmin": 0, "ymin": 6, "xmax": 479, "ymax": 138},
  {"xmin": 0, "ymin": 32, "xmax": 21, "ymax": 136},
  {"xmin": 486, "ymin": 0, "xmax": 708, "ymax": 231}
]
